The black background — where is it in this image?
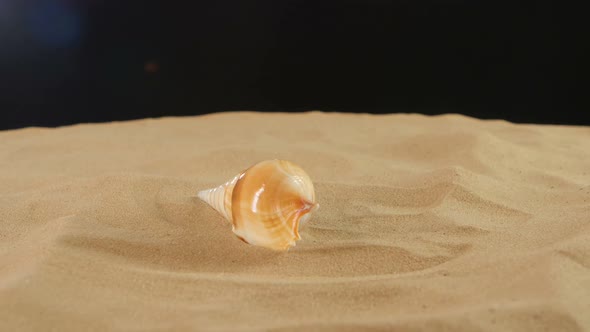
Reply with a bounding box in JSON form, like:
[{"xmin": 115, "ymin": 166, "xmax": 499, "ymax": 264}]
[{"xmin": 0, "ymin": 0, "xmax": 586, "ymax": 130}]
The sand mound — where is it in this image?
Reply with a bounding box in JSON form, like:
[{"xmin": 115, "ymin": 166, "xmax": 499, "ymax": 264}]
[{"xmin": 1, "ymin": 112, "xmax": 589, "ymax": 331}]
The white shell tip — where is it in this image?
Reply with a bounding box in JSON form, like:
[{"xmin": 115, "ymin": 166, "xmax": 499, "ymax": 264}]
[{"xmin": 197, "ymin": 190, "xmax": 208, "ymax": 201}]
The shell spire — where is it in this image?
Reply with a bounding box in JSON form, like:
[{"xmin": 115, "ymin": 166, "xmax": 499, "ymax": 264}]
[
  {"xmin": 197, "ymin": 173, "xmax": 240, "ymax": 222},
  {"xmin": 197, "ymin": 160, "xmax": 319, "ymax": 251}
]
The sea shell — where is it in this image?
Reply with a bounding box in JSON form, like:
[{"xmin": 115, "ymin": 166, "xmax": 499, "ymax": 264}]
[{"xmin": 197, "ymin": 159, "xmax": 319, "ymax": 251}]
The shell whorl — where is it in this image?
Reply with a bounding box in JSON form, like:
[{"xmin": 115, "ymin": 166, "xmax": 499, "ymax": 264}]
[
  {"xmin": 197, "ymin": 173, "xmax": 240, "ymax": 222},
  {"xmin": 197, "ymin": 160, "xmax": 318, "ymax": 251}
]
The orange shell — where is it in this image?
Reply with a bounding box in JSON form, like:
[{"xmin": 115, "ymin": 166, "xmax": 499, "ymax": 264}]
[{"xmin": 198, "ymin": 160, "xmax": 318, "ymax": 251}]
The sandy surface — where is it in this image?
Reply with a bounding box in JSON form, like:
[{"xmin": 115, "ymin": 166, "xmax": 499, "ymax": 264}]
[{"xmin": 1, "ymin": 112, "xmax": 589, "ymax": 331}]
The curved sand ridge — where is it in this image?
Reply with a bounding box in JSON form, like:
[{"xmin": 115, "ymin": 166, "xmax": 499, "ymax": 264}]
[{"xmin": 1, "ymin": 112, "xmax": 589, "ymax": 331}]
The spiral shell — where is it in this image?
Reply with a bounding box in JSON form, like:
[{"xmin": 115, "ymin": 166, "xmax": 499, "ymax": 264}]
[{"xmin": 197, "ymin": 160, "xmax": 319, "ymax": 251}]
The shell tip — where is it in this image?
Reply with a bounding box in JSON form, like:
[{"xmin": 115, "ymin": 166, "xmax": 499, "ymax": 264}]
[{"xmin": 196, "ymin": 189, "xmax": 209, "ymax": 202}]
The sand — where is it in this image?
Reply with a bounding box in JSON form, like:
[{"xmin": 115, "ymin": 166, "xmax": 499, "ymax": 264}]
[{"xmin": 0, "ymin": 111, "xmax": 589, "ymax": 331}]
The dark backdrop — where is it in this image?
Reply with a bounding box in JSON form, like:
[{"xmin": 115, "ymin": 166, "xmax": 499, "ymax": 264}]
[{"xmin": 0, "ymin": 0, "xmax": 586, "ymax": 130}]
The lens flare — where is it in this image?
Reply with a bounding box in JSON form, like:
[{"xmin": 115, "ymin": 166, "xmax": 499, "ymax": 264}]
[{"xmin": 26, "ymin": 1, "xmax": 82, "ymax": 48}]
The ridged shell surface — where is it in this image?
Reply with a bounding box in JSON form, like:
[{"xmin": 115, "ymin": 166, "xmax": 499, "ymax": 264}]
[{"xmin": 198, "ymin": 160, "xmax": 318, "ymax": 251}]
